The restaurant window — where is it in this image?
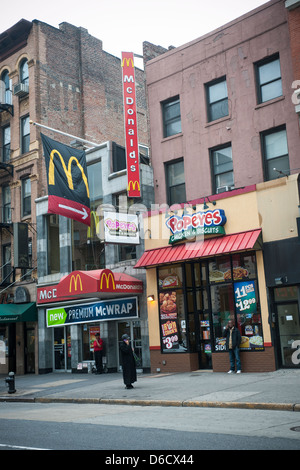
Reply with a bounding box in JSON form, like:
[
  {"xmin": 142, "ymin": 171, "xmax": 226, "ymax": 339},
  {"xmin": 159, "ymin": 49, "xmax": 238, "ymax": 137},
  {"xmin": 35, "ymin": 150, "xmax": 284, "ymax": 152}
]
[
  {"xmin": 158, "ymin": 265, "xmax": 187, "ymax": 352},
  {"xmin": 209, "ymin": 253, "xmax": 263, "ymax": 353},
  {"xmin": 72, "ymin": 159, "xmax": 105, "ymax": 271},
  {"xmin": 206, "ymin": 77, "xmax": 228, "ymax": 122},
  {"xmin": 162, "ymin": 96, "xmax": 182, "ymax": 138},
  {"xmin": 21, "ymin": 115, "xmax": 30, "ymax": 154},
  {"xmin": 2, "ymin": 125, "xmax": 10, "ymax": 163},
  {"xmin": 261, "ymin": 126, "xmax": 289, "ymax": 181},
  {"xmin": 211, "ymin": 144, "xmax": 234, "ymax": 194},
  {"xmin": 47, "ymin": 215, "xmax": 60, "ymax": 274},
  {"xmin": 165, "ymin": 159, "xmax": 186, "ymax": 206},
  {"xmin": 255, "ymin": 54, "xmax": 282, "ymax": 104}
]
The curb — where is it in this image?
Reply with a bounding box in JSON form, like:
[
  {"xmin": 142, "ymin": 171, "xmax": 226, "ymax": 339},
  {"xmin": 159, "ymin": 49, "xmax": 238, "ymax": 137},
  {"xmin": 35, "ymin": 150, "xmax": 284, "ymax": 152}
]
[{"xmin": 0, "ymin": 396, "xmax": 299, "ymax": 411}]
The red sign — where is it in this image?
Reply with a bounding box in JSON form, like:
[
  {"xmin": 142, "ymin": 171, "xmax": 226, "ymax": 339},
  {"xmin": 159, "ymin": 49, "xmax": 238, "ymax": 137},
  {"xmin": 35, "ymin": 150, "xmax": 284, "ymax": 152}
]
[
  {"xmin": 37, "ymin": 269, "xmax": 143, "ymax": 304},
  {"xmin": 121, "ymin": 52, "xmax": 141, "ymax": 198}
]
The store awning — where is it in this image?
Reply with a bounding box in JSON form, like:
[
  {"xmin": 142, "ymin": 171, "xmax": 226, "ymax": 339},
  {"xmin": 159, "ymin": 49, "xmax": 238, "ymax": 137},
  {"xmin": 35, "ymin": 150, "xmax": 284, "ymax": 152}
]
[
  {"xmin": 135, "ymin": 229, "xmax": 262, "ymax": 268},
  {"xmin": 0, "ymin": 302, "xmax": 37, "ymax": 323}
]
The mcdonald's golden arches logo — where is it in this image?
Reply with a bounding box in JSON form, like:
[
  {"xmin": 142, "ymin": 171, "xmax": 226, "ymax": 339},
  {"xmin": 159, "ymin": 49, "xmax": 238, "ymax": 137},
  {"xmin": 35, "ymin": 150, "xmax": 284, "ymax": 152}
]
[
  {"xmin": 69, "ymin": 273, "xmax": 83, "ymax": 293},
  {"xmin": 127, "ymin": 180, "xmax": 140, "ymax": 192},
  {"xmin": 99, "ymin": 270, "xmax": 116, "ymax": 291},
  {"xmin": 49, "ymin": 149, "xmax": 90, "ymax": 198},
  {"xmin": 121, "ymin": 57, "xmax": 134, "ymax": 68}
]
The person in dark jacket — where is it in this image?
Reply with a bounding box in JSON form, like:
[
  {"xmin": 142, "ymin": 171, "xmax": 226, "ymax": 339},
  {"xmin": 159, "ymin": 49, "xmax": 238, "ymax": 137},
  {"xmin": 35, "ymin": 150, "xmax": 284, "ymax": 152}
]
[
  {"xmin": 120, "ymin": 334, "xmax": 137, "ymax": 389},
  {"xmin": 225, "ymin": 320, "xmax": 242, "ymax": 373}
]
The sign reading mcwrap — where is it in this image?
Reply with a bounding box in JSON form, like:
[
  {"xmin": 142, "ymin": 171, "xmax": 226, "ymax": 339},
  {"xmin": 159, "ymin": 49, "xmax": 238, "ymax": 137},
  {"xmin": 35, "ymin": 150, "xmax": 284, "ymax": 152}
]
[
  {"xmin": 41, "ymin": 133, "xmax": 91, "ymax": 226},
  {"xmin": 47, "ymin": 297, "xmax": 138, "ymax": 327}
]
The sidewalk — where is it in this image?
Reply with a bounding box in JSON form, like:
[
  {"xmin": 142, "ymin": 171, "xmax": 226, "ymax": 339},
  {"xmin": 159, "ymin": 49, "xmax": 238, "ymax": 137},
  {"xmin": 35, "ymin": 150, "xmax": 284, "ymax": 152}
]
[{"xmin": 0, "ymin": 368, "xmax": 299, "ymax": 412}]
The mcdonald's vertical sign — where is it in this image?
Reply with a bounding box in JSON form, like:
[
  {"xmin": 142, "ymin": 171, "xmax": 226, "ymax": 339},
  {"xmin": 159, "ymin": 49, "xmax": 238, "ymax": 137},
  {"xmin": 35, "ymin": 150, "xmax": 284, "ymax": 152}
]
[{"xmin": 121, "ymin": 52, "xmax": 141, "ymax": 198}]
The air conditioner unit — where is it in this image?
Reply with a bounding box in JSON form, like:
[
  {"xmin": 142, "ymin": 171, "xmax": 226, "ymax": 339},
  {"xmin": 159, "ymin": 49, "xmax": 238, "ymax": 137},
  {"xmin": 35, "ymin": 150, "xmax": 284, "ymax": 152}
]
[
  {"xmin": 13, "ymin": 82, "xmax": 29, "ymax": 97},
  {"xmin": 216, "ymin": 186, "xmax": 233, "ymax": 194}
]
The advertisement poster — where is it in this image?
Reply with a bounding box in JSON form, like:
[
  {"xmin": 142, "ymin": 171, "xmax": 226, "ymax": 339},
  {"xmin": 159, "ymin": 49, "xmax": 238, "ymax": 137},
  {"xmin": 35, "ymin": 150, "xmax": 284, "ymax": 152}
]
[
  {"xmin": 90, "ymin": 326, "xmax": 100, "ymax": 352},
  {"xmin": 159, "ymin": 291, "xmax": 179, "ymax": 350}
]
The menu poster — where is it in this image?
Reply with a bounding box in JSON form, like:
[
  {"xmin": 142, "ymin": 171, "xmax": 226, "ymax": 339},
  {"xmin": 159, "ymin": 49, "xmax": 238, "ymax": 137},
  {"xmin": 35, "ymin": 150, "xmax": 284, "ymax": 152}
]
[
  {"xmin": 159, "ymin": 291, "xmax": 179, "ymax": 350},
  {"xmin": 234, "ymin": 281, "xmax": 257, "ymax": 314}
]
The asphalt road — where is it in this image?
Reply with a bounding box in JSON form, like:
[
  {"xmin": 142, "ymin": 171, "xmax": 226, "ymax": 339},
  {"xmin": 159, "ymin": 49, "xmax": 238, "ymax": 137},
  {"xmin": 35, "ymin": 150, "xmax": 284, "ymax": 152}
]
[{"xmin": 0, "ymin": 402, "xmax": 300, "ymax": 452}]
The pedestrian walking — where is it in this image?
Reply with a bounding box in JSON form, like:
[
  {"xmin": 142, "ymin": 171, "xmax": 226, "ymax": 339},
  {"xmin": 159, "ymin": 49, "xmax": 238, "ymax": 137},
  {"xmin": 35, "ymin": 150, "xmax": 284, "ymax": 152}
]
[
  {"xmin": 120, "ymin": 334, "xmax": 136, "ymax": 389},
  {"xmin": 93, "ymin": 332, "xmax": 104, "ymax": 374},
  {"xmin": 225, "ymin": 319, "xmax": 242, "ymax": 373}
]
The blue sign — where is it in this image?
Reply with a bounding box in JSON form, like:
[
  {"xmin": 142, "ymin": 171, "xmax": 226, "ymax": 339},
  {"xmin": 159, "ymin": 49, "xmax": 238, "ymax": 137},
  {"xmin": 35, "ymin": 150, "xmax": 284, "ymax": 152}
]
[
  {"xmin": 234, "ymin": 281, "xmax": 257, "ymax": 314},
  {"xmin": 47, "ymin": 296, "xmax": 138, "ymax": 327}
]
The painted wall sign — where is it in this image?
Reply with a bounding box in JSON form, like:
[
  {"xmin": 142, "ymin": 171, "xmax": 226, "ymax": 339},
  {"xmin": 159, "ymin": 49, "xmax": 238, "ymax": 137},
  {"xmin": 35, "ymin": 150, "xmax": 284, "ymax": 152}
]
[
  {"xmin": 47, "ymin": 296, "xmax": 138, "ymax": 327},
  {"xmin": 103, "ymin": 211, "xmax": 139, "ymax": 244},
  {"xmin": 166, "ymin": 209, "xmax": 227, "ymax": 244},
  {"xmin": 121, "ymin": 52, "xmax": 141, "ymax": 198}
]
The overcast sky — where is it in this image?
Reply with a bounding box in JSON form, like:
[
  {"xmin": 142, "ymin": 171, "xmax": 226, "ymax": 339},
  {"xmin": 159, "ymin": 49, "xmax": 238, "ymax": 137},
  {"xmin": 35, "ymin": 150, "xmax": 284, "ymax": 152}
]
[{"xmin": 1, "ymin": 0, "xmax": 268, "ymax": 64}]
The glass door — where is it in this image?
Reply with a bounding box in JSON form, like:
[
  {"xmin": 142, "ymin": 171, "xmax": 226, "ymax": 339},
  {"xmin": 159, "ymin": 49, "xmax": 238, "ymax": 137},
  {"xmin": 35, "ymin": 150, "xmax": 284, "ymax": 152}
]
[
  {"xmin": 277, "ymin": 303, "xmax": 300, "ymax": 367},
  {"xmin": 53, "ymin": 326, "xmax": 71, "ymax": 371}
]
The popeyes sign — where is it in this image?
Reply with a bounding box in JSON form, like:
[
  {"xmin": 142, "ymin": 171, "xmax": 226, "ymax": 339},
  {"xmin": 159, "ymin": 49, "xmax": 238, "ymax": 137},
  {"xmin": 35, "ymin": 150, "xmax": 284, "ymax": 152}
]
[
  {"xmin": 121, "ymin": 52, "xmax": 141, "ymax": 198},
  {"xmin": 37, "ymin": 269, "xmax": 143, "ymax": 304},
  {"xmin": 166, "ymin": 208, "xmax": 227, "ymax": 244}
]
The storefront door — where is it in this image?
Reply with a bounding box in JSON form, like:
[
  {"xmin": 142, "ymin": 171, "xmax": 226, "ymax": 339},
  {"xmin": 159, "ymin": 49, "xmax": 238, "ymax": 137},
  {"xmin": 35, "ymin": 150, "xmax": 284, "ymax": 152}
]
[
  {"xmin": 276, "ymin": 302, "xmax": 300, "ymax": 368},
  {"xmin": 53, "ymin": 326, "xmax": 71, "ymax": 371}
]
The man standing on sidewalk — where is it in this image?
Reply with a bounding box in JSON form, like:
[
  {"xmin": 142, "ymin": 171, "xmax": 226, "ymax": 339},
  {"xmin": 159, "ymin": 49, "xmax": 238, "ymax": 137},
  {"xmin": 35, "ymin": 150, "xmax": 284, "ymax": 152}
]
[
  {"xmin": 225, "ymin": 320, "xmax": 242, "ymax": 373},
  {"xmin": 93, "ymin": 333, "xmax": 104, "ymax": 374}
]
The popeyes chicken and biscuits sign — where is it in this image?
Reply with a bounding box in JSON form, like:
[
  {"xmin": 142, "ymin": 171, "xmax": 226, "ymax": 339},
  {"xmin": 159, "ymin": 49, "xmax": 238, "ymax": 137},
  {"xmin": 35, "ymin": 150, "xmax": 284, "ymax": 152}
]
[{"xmin": 37, "ymin": 269, "xmax": 143, "ymax": 305}]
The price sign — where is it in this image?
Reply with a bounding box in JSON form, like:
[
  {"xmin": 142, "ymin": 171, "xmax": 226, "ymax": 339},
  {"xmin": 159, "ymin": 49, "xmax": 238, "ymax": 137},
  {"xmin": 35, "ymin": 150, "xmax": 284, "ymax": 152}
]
[{"xmin": 234, "ymin": 281, "xmax": 257, "ymax": 314}]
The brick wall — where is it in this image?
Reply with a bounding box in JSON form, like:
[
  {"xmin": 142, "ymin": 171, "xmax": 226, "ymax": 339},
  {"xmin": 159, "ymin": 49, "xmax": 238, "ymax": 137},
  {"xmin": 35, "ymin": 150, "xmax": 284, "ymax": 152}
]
[
  {"xmin": 150, "ymin": 347, "xmax": 276, "ymax": 373},
  {"xmin": 286, "ymin": 4, "xmax": 300, "ymax": 80}
]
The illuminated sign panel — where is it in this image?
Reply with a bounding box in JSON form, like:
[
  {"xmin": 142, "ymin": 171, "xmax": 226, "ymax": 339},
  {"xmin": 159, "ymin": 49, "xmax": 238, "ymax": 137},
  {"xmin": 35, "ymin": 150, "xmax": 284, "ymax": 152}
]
[{"xmin": 121, "ymin": 52, "xmax": 141, "ymax": 198}]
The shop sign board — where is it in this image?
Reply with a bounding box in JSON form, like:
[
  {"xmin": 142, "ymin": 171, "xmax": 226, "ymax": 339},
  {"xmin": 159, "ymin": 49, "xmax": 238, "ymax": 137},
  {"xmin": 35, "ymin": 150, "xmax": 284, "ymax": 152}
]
[
  {"xmin": 103, "ymin": 211, "xmax": 139, "ymax": 244},
  {"xmin": 47, "ymin": 296, "xmax": 138, "ymax": 327},
  {"xmin": 166, "ymin": 209, "xmax": 226, "ymax": 244},
  {"xmin": 121, "ymin": 52, "xmax": 141, "ymax": 198}
]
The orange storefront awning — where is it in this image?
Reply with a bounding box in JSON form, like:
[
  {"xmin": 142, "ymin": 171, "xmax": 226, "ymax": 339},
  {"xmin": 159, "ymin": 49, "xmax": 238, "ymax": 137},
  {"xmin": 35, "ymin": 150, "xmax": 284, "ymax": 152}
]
[{"xmin": 135, "ymin": 229, "xmax": 262, "ymax": 268}]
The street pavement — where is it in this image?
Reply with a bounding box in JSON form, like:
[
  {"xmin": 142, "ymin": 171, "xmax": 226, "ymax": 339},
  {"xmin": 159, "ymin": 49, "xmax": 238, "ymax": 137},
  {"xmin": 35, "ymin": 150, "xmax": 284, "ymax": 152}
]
[{"xmin": 0, "ymin": 368, "xmax": 299, "ymax": 412}]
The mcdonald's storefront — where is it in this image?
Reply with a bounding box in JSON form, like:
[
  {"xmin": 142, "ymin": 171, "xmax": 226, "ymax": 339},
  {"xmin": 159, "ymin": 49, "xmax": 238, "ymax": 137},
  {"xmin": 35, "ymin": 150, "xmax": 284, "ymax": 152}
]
[{"xmin": 37, "ymin": 268, "xmax": 146, "ymax": 373}]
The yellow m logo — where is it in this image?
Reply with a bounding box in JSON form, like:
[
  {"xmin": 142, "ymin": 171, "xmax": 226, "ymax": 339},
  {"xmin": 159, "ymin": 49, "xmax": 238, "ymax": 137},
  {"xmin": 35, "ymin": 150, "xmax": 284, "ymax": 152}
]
[
  {"xmin": 48, "ymin": 149, "xmax": 90, "ymax": 198},
  {"xmin": 127, "ymin": 180, "xmax": 140, "ymax": 192},
  {"xmin": 121, "ymin": 57, "xmax": 134, "ymax": 68},
  {"xmin": 100, "ymin": 272, "xmax": 115, "ymax": 291},
  {"xmin": 69, "ymin": 274, "xmax": 83, "ymax": 293}
]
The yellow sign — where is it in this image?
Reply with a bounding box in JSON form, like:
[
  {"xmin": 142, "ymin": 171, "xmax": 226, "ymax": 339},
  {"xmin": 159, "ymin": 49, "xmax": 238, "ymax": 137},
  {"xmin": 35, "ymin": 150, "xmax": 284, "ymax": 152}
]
[
  {"xmin": 127, "ymin": 180, "xmax": 140, "ymax": 192},
  {"xmin": 69, "ymin": 274, "xmax": 83, "ymax": 293},
  {"xmin": 48, "ymin": 149, "xmax": 90, "ymax": 198},
  {"xmin": 100, "ymin": 271, "xmax": 116, "ymax": 291}
]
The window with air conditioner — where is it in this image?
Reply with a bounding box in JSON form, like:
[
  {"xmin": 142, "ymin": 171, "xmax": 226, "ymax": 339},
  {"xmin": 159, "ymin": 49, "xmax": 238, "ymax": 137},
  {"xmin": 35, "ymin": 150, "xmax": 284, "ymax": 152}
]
[{"xmin": 211, "ymin": 144, "xmax": 234, "ymax": 194}]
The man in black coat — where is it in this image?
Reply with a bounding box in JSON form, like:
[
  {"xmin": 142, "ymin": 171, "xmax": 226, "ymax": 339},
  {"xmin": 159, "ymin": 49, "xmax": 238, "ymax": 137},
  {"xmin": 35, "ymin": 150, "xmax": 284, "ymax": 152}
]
[
  {"xmin": 120, "ymin": 334, "xmax": 137, "ymax": 389},
  {"xmin": 225, "ymin": 320, "xmax": 242, "ymax": 373}
]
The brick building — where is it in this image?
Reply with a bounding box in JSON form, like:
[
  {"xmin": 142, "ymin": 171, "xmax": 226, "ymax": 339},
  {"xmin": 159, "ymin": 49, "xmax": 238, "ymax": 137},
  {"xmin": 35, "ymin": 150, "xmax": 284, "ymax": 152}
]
[
  {"xmin": 136, "ymin": 0, "xmax": 300, "ymax": 373},
  {"xmin": 0, "ymin": 19, "xmax": 152, "ymax": 374}
]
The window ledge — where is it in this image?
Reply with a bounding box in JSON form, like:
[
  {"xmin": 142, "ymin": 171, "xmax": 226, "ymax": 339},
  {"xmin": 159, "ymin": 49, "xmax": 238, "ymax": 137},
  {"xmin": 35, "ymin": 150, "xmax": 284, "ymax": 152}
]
[
  {"xmin": 205, "ymin": 115, "xmax": 231, "ymax": 128},
  {"xmin": 161, "ymin": 132, "xmax": 183, "ymax": 143},
  {"xmin": 108, "ymin": 169, "xmax": 127, "ymax": 180},
  {"xmin": 255, "ymin": 95, "xmax": 285, "ymax": 110}
]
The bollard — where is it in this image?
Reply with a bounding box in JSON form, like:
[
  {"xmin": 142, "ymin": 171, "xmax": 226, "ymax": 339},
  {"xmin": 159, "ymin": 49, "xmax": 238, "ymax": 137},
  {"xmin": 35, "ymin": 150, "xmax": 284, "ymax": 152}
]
[{"xmin": 5, "ymin": 371, "xmax": 16, "ymax": 394}]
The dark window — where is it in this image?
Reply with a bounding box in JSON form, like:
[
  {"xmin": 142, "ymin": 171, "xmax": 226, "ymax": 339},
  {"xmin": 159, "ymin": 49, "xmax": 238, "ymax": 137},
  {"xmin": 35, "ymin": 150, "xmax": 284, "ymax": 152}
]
[
  {"xmin": 255, "ymin": 54, "xmax": 282, "ymax": 103},
  {"xmin": 2, "ymin": 185, "xmax": 11, "ymax": 223},
  {"xmin": 21, "ymin": 115, "xmax": 30, "ymax": 154},
  {"xmin": 20, "ymin": 59, "xmax": 29, "ymax": 85},
  {"xmin": 261, "ymin": 126, "xmax": 289, "ymax": 181},
  {"xmin": 211, "ymin": 144, "xmax": 234, "ymax": 193},
  {"xmin": 22, "ymin": 177, "xmax": 31, "ymax": 217},
  {"xmin": 206, "ymin": 77, "xmax": 228, "ymax": 122},
  {"xmin": 1, "ymin": 70, "xmax": 12, "ymax": 105},
  {"xmin": 165, "ymin": 159, "xmax": 186, "ymax": 206},
  {"xmin": 162, "ymin": 96, "xmax": 182, "ymax": 138},
  {"xmin": 112, "ymin": 143, "xmax": 126, "ymax": 172},
  {"xmin": 2, "ymin": 125, "xmax": 10, "ymax": 162}
]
